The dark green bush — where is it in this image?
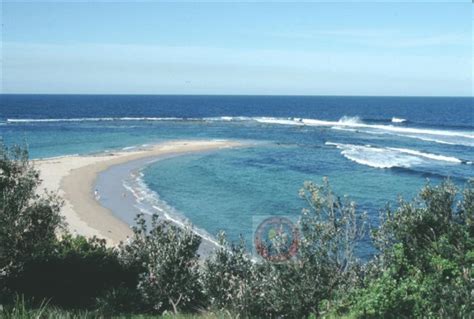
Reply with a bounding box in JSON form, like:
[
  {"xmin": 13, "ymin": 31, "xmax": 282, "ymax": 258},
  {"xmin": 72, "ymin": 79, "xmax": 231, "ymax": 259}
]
[
  {"xmin": 2, "ymin": 143, "xmax": 472, "ymax": 318},
  {"xmin": 332, "ymin": 181, "xmax": 473, "ymax": 318},
  {"xmin": 202, "ymin": 234, "xmax": 255, "ymax": 316},
  {"xmin": 0, "ymin": 144, "xmax": 63, "ymax": 302},
  {"xmin": 6, "ymin": 235, "xmax": 140, "ymax": 309},
  {"xmin": 203, "ymin": 178, "xmax": 368, "ymax": 318},
  {"xmin": 119, "ymin": 213, "xmax": 205, "ymax": 314}
]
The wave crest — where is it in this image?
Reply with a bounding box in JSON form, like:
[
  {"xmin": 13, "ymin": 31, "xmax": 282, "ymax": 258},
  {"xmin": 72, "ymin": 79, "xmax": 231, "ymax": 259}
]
[
  {"xmin": 325, "ymin": 142, "xmax": 464, "ymax": 169},
  {"xmin": 391, "ymin": 117, "xmax": 407, "ymax": 123},
  {"xmin": 7, "ymin": 115, "xmax": 473, "ymax": 147}
]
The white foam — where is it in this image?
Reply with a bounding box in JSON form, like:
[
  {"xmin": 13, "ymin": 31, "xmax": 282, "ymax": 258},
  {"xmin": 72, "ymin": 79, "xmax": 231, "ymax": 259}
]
[
  {"xmin": 366, "ymin": 125, "xmax": 472, "ymax": 139},
  {"xmin": 330, "ymin": 126, "xmax": 358, "ymax": 132},
  {"xmin": 255, "ymin": 116, "xmax": 360, "ymax": 127},
  {"xmin": 7, "ymin": 118, "xmax": 115, "ymax": 123},
  {"xmin": 326, "ymin": 142, "xmax": 463, "ymax": 169},
  {"xmin": 254, "ymin": 116, "xmax": 472, "ymax": 138},
  {"xmin": 392, "ymin": 117, "xmax": 407, "ymax": 123},
  {"xmin": 268, "ymin": 116, "xmax": 473, "ymax": 146},
  {"xmin": 392, "ymin": 134, "xmax": 458, "ymax": 145},
  {"xmin": 124, "ymin": 169, "xmax": 222, "ymax": 248},
  {"xmin": 387, "ymin": 147, "xmax": 462, "ymax": 163},
  {"xmin": 7, "ymin": 115, "xmax": 472, "ymax": 139},
  {"xmin": 298, "ymin": 118, "xmax": 473, "ymax": 140},
  {"xmin": 6, "ymin": 117, "xmax": 188, "ymax": 123},
  {"xmin": 122, "ymin": 181, "xmax": 145, "ymax": 202},
  {"xmin": 255, "ymin": 117, "xmax": 305, "ymax": 126},
  {"xmin": 7, "ymin": 115, "xmax": 473, "ymax": 146},
  {"xmin": 337, "ymin": 116, "xmax": 363, "ymax": 125}
]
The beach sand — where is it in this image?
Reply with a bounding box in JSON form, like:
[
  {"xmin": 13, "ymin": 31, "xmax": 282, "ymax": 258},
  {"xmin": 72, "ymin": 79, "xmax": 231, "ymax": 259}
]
[{"xmin": 34, "ymin": 140, "xmax": 242, "ymax": 245}]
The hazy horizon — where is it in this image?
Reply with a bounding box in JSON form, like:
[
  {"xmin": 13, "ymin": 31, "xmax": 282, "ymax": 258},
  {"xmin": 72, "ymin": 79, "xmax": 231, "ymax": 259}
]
[
  {"xmin": 2, "ymin": 2, "xmax": 472, "ymax": 96},
  {"xmin": 1, "ymin": 93, "xmax": 472, "ymax": 98}
]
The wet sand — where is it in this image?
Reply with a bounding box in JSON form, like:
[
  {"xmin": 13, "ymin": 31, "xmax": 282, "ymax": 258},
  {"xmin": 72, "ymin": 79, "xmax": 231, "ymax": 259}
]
[{"xmin": 34, "ymin": 140, "xmax": 242, "ymax": 245}]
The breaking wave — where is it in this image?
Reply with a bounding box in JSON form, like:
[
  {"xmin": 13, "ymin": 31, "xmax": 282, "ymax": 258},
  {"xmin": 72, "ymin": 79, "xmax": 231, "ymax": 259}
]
[
  {"xmin": 255, "ymin": 116, "xmax": 473, "ymax": 147},
  {"xmin": 122, "ymin": 171, "xmax": 222, "ymax": 248},
  {"xmin": 7, "ymin": 117, "xmax": 202, "ymax": 123},
  {"xmin": 325, "ymin": 142, "xmax": 467, "ymax": 169},
  {"xmin": 391, "ymin": 117, "xmax": 407, "ymax": 123},
  {"xmin": 6, "ymin": 115, "xmax": 473, "ymax": 147}
]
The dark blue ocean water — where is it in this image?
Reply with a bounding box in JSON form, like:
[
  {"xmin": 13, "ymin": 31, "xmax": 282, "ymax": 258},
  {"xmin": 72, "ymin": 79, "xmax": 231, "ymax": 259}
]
[{"xmin": 1, "ymin": 95, "xmax": 473, "ymax": 257}]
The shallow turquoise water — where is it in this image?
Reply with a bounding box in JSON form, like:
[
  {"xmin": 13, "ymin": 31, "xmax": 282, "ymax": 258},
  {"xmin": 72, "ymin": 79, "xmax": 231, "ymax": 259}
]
[
  {"xmin": 2, "ymin": 94, "xmax": 473, "ymax": 257},
  {"xmin": 141, "ymin": 144, "xmax": 435, "ymax": 256}
]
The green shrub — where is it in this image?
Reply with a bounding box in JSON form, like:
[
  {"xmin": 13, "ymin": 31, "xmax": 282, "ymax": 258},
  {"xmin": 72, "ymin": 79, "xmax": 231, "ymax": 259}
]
[
  {"xmin": 203, "ymin": 178, "xmax": 368, "ymax": 318},
  {"xmin": 119, "ymin": 213, "xmax": 205, "ymax": 314},
  {"xmin": 0, "ymin": 144, "xmax": 63, "ymax": 301},
  {"xmin": 202, "ymin": 233, "xmax": 255, "ymax": 316},
  {"xmin": 6, "ymin": 235, "xmax": 140, "ymax": 309},
  {"xmin": 336, "ymin": 181, "xmax": 473, "ymax": 318},
  {"xmin": 2, "ymin": 143, "xmax": 471, "ymax": 318}
]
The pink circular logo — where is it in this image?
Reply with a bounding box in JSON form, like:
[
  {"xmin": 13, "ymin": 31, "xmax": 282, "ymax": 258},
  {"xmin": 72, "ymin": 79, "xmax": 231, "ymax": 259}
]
[{"xmin": 254, "ymin": 217, "xmax": 299, "ymax": 262}]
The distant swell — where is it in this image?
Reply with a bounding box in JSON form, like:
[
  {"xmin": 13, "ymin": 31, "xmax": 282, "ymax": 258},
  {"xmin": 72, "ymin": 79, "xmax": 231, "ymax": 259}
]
[
  {"xmin": 7, "ymin": 115, "xmax": 473, "ymax": 147},
  {"xmin": 255, "ymin": 116, "xmax": 474, "ymax": 147},
  {"xmin": 325, "ymin": 142, "xmax": 467, "ymax": 169},
  {"xmin": 7, "ymin": 117, "xmax": 191, "ymax": 123},
  {"xmin": 254, "ymin": 116, "xmax": 473, "ymax": 139}
]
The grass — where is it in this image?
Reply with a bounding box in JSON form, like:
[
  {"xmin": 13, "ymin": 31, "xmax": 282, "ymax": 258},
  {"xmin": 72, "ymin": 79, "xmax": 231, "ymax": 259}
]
[{"xmin": 0, "ymin": 297, "xmax": 236, "ymax": 319}]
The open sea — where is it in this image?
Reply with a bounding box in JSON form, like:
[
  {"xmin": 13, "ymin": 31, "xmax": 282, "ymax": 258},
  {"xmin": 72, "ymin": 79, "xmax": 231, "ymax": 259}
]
[{"xmin": 1, "ymin": 95, "xmax": 473, "ymax": 257}]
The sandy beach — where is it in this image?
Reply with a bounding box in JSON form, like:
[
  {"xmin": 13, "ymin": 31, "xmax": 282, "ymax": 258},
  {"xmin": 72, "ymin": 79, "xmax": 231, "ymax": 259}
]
[{"xmin": 34, "ymin": 140, "xmax": 242, "ymax": 245}]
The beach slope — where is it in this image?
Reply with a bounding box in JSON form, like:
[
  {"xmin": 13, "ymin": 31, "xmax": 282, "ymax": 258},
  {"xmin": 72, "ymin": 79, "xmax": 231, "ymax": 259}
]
[{"xmin": 34, "ymin": 140, "xmax": 242, "ymax": 245}]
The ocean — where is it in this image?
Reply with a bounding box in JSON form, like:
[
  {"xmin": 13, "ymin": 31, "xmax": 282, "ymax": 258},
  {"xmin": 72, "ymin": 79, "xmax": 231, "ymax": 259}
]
[{"xmin": 1, "ymin": 94, "xmax": 473, "ymax": 257}]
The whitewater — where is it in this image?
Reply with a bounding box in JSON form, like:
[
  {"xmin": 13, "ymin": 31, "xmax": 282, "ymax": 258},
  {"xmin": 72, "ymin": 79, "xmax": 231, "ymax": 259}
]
[
  {"xmin": 6, "ymin": 115, "xmax": 474, "ymax": 147},
  {"xmin": 325, "ymin": 142, "xmax": 468, "ymax": 169},
  {"xmin": 3, "ymin": 94, "xmax": 473, "ymax": 252}
]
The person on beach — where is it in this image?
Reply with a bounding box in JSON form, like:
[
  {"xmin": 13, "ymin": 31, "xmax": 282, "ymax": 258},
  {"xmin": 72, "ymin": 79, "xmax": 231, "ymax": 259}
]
[{"xmin": 94, "ymin": 189, "xmax": 100, "ymax": 200}]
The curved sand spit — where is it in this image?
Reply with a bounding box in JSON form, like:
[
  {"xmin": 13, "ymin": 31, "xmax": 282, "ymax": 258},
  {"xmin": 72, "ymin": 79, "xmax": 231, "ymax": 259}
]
[{"xmin": 34, "ymin": 140, "xmax": 242, "ymax": 245}]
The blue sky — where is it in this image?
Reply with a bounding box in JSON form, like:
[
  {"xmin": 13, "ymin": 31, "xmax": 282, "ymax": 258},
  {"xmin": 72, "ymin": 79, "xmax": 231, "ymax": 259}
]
[{"xmin": 1, "ymin": 2, "xmax": 472, "ymax": 96}]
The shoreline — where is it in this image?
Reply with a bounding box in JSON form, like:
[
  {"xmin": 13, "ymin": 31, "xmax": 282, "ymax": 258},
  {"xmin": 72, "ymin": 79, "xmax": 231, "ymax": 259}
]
[
  {"xmin": 95, "ymin": 152, "xmax": 223, "ymax": 256},
  {"xmin": 34, "ymin": 140, "xmax": 243, "ymax": 245}
]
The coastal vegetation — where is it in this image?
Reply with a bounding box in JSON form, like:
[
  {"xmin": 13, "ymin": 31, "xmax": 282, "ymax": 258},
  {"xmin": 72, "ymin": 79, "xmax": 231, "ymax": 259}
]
[{"xmin": 1, "ymin": 144, "xmax": 472, "ymax": 318}]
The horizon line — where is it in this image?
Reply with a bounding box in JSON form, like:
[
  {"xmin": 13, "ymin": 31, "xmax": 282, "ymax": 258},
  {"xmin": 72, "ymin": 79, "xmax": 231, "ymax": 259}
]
[{"xmin": 1, "ymin": 93, "xmax": 472, "ymax": 98}]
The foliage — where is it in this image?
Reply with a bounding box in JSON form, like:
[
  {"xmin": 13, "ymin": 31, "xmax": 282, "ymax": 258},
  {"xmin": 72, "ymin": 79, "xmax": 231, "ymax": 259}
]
[
  {"xmin": 332, "ymin": 181, "xmax": 473, "ymax": 318},
  {"xmin": 1, "ymin": 144, "xmax": 472, "ymax": 318},
  {"xmin": 6, "ymin": 234, "xmax": 140, "ymax": 309},
  {"xmin": 298, "ymin": 179, "xmax": 367, "ymax": 307},
  {"xmin": 203, "ymin": 178, "xmax": 368, "ymax": 318},
  {"xmin": 202, "ymin": 233, "xmax": 255, "ymax": 316},
  {"xmin": 0, "ymin": 144, "xmax": 63, "ymax": 300},
  {"xmin": 119, "ymin": 213, "xmax": 205, "ymax": 314}
]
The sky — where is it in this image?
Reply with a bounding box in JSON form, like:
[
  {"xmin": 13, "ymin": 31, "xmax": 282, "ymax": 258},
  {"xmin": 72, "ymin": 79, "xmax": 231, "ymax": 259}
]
[{"xmin": 1, "ymin": 1, "xmax": 472, "ymax": 96}]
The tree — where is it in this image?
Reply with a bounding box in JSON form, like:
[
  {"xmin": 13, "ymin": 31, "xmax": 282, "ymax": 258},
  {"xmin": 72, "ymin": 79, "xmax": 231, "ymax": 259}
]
[
  {"xmin": 202, "ymin": 233, "xmax": 255, "ymax": 316},
  {"xmin": 7, "ymin": 235, "xmax": 139, "ymax": 309},
  {"xmin": 119, "ymin": 213, "xmax": 205, "ymax": 314},
  {"xmin": 0, "ymin": 144, "xmax": 63, "ymax": 291},
  {"xmin": 203, "ymin": 178, "xmax": 368, "ymax": 318},
  {"xmin": 338, "ymin": 181, "xmax": 473, "ymax": 318}
]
